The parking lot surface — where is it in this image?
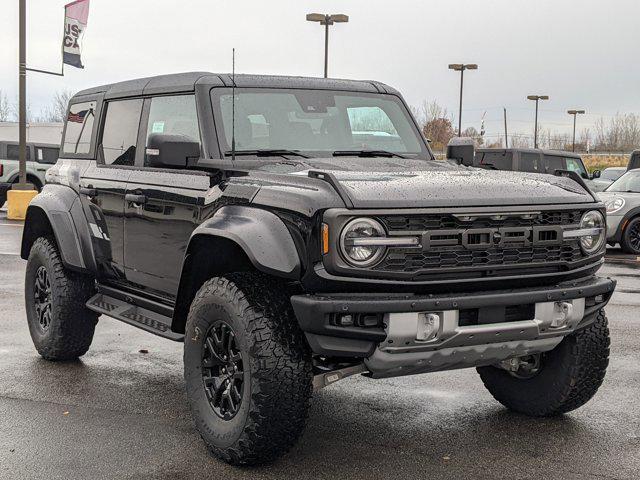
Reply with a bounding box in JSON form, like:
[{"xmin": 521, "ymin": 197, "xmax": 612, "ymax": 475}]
[{"xmin": 0, "ymin": 208, "xmax": 638, "ymax": 480}]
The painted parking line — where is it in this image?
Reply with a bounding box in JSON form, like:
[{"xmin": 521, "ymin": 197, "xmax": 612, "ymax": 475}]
[{"xmin": 0, "ymin": 223, "xmax": 24, "ymax": 227}]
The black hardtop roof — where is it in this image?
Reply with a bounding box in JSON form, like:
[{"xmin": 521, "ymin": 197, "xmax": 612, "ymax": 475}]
[
  {"xmin": 476, "ymin": 147, "xmax": 582, "ymax": 158},
  {"xmin": 72, "ymin": 72, "xmax": 400, "ymax": 101}
]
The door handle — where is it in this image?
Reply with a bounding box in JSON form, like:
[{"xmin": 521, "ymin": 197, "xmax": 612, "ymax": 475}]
[
  {"xmin": 80, "ymin": 187, "xmax": 97, "ymax": 198},
  {"xmin": 125, "ymin": 193, "xmax": 147, "ymax": 205}
]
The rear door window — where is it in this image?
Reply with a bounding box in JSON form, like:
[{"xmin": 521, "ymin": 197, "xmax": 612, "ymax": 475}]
[
  {"xmin": 6, "ymin": 144, "xmax": 31, "ymax": 161},
  {"xmin": 543, "ymin": 155, "xmax": 564, "ymax": 174},
  {"xmin": 101, "ymin": 99, "xmax": 143, "ymax": 166},
  {"xmin": 62, "ymin": 101, "xmax": 97, "ymax": 155},
  {"xmin": 479, "ymin": 152, "xmax": 512, "ymax": 170},
  {"xmin": 35, "ymin": 147, "xmax": 60, "ymax": 164},
  {"xmin": 520, "ymin": 152, "xmax": 542, "ymax": 172}
]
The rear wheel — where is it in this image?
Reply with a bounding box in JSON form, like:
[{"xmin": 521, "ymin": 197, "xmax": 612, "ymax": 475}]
[
  {"xmin": 25, "ymin": 237, "xmax": 98, "ymax": 360},
  {"xmin": 477, "ymin": 310, "xmax": 609, "ymax": 416},
  {"xmin": 184, "ymin": 274, "xmax": 313, "ymax": 465},
  {"xmin": 621, "ymin": 217, "xmax": 640, "ymax": 254}
]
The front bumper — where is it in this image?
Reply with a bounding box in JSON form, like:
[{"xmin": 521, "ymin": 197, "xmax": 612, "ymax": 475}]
[
  {"xmin": 606, "ymin": 215, "xmax": 624, "ymax": 243},
  {"xmin": 291, "ymin": 275, "xmax": 616, "ymax": 377}
]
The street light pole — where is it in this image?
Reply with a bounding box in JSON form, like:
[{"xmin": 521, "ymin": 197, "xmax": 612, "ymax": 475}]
[
  {"xmin": 448, "ymin": 63, "xmax": 478, "ymax": 136},
  {"xmin": 306, "ymin": 13, "xmax": 349, "ymax": 78},
  {"xmin": 527, "ymin": 95, "xmax": 549, "ymax": 149},
  {"xmin": 18, "ymin": 0, "xmax": 27, "ymax": 188},
  {"xmin": 567, "ymin": 109, "xmax": 586, "ymax": 152}
]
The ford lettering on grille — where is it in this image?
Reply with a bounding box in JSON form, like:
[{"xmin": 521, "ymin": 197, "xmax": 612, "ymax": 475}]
[{"xmin": 422, "ymin": 226, "xmax": 563, "ymax": 250}]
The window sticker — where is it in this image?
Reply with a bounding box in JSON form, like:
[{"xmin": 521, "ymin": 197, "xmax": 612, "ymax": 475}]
[{"xmin": 152, "ymin": 121, "xmax": 165, "ymax": 133}]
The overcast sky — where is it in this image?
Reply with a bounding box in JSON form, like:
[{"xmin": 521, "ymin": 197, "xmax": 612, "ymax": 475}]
[{"xmin": 1, "ymin": 0, "xmax": 639, "ymax": 141}]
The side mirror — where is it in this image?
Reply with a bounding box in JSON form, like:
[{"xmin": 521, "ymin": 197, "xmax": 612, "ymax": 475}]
[
  {"xmin": 446, "ymin": 137, "xmax": 475, "ymax": 166},
  {"xmin": 591, "ymin": 170, "xmax": 601, "ymax": 179},
  {"xmin": 146, "ymin": 134, "xmax": 200, "ymax": 169}
]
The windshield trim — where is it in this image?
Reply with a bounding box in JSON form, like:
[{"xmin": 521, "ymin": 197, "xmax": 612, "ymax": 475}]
[{"xmin": 209, "ymin": 86, "xmax": 433, "ymax": 161}]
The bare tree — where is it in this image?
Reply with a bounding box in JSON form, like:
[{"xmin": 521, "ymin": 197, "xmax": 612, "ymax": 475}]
[
  {"xmin": 10, "ymin": 97, "xmax": 32, "ymax": 123},
  {"xmin": 0, "ymin": 91, "xmax": 10, "ymax": 121},
  {"xmin": 37, "ymin": 90, "xmax": 72, "ymax": 123}
]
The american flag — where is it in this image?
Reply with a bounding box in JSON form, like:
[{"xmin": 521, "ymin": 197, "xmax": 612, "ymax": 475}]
[{"xmin": 68, "ymin": 109, "xmax": 89, "ymax": 123}]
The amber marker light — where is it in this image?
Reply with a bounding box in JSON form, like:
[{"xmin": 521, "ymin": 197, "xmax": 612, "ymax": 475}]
[{"xmin": 322, "ymin": 223, "xmax": 330, "ymax": 255}]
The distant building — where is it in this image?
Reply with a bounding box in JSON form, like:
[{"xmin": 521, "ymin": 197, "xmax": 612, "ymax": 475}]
[{"xmin": 0, "ymin": 122, "xmax": 63, "ymax": 146}]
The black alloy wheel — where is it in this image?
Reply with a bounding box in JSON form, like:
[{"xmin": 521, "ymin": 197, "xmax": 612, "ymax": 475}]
[
  {"xmin": 625, "ymin": 218, "xmax": 640, "ymax": 253},
  {"xmin": 33, "ymin": 265, "xmax": 52, "ymax": 332},
  {"xmin": 202, "ymin": 321, "xmax": 244, "ymax": 420}
]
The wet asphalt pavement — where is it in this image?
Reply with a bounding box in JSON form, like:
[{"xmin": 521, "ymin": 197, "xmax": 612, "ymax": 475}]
[{"xmin": 0, "ymin": 208, "xmax": 638, "ymax": 480}]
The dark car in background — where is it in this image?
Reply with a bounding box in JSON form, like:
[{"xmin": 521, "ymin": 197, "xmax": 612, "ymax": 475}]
[{"xmin": 471, "ymin": 148, "xmax": 600, "ymax": 190}]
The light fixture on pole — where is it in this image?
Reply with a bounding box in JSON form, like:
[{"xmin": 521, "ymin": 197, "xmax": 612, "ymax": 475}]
[
  {"xmin": 567, "ymin": 109, "xmax": 586, "ymax": 152},
  {"xmin": 306, "ymin": 13, "xmax": 349, "ymax": 78},
  {"xmin": 527, "ymin": 95, "xmax": 549, "ymax": 149},
  {"xmin": 448, "ymin": 63, "xmax": 478, "ymax": 136}
]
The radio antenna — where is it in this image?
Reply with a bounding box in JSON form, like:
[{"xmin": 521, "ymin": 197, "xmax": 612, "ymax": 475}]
[{"xmin": 231, "ymin": 47, "xmax": 236, "ymax": 162}]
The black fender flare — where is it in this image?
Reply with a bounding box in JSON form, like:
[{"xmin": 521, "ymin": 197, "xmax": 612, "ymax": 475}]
[
  {"xmin": 187, "ymin": 205, "xmax": 301, "ymax": 278},
  {"xmin": 21, "ymin": 184, "xmax": 96, "ymax": 273}
]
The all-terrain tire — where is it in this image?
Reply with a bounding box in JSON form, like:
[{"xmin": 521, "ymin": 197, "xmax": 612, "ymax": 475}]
[
  {"xmin": 25, "ymin": 236, "xmax": 98, "ymax": 360},
  {"xmin": 184, "ymin": 274, "xmax": 313, "ymax": 466},
  {"xmin": 477, "ymin": 309, "xmax": 610, "ymax": 417},
  {"xmin": 621, "ymin": 217, "xmax": 640, "ymax": 255}
]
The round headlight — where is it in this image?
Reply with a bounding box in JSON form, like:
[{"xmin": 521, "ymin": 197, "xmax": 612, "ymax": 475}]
[
  {"xmin": 605, "ymin": 197, "xmax": 625, "ymax": 214},
  {"xmin": 579, "ymin": 210, "xmax": 606, "ymax": 254},
  {"xmin": 340, "ymin": 218, "xmax": 386, "ymax": 267}
]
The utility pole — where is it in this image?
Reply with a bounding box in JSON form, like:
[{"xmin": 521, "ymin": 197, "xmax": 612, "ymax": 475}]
[
  {"xmin": 567, "ymin": 109, "xmax": 586, "ymax": 152},
  {"xmin": 503, "ymin": 107, "xmax": 509, "ymax": 148},
  {"xmin": 306, "ymin": 13, "xmax": 349, "ymax": 78},
  {"xmin": 527, "ymin": 95, "xmax": 549, "ymax": 149},
  {"xmin": 448, "ymin": 63, "xmax": 478, "ymax": 136}
]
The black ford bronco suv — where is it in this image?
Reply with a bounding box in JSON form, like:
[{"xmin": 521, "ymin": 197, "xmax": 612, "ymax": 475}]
[{"xmin": 21, "ymin": 72, "xmax": 615, "ymax": 465}]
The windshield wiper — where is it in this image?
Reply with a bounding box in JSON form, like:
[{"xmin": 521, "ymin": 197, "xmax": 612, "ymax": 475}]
[
  {"xmin": 332, "ymin": 150, "xmax": 406, "ymax": 159},
  {"xmin": 224, "ymin": 149, "xmax": 310, "ymax": 159}
]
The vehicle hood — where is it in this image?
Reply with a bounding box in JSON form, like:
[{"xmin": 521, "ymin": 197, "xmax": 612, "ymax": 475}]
[
  {"xmin": 597, "ymin": 190, "xmax": 640, "ymax": 215},
  {"xmin": 272, "ymin": 157, "xmax": 595, "ymax": 208}
]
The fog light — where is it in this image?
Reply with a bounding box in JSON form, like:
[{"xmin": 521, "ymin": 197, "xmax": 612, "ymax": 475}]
[
  {"xmin": 550, "ymin": 301, "xmax": 573, "ymax": 328},
  {"xmin": 416, "ymin": 312, "xmax": 440, "ymax": 341},
  {"xmin": 338, "ymin": 314, "xmax": 354, "ymax": 327}
]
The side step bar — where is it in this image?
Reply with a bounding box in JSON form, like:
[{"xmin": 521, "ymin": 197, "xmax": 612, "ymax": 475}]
[{"xmin": 86, "ymin": 289, "xmax": 184, "ymax": 342}]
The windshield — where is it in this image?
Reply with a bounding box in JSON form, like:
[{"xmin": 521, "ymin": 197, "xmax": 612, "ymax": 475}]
[
  {"xmin": 606, "ymin": 170, "xmax": 640, "ymax": 192},
  {"xmin": 212, "ymin": 88, "xmax": 429, "ymax": 158},
  {"xmin": 601, "ymin": 168, "xmax": 625, "ymax": 181}
]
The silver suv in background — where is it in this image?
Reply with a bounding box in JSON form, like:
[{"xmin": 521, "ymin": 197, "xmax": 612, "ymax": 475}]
[
  {"xmin": 592, "ymin": 167, "xmax": 626, "ymax": 192},
  {"xmin": 0, "ymin": 142, "xmax": 59, "ymax": 207}
]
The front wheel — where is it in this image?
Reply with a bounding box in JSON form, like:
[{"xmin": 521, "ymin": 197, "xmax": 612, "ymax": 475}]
[
  {"xmin": 477, "ymin": 310, "xmax": 610, "ymax": 417},
  {"xmin": 25, "ymin": 237, "xmax": 98, "ymax": 360},
  {"xmin": 184, "ymin": 274, "xmax": 313, "ymax": 466},
  {"xmin": 621, "ymin": 217, "xmax": 640, "ymax": 255}
]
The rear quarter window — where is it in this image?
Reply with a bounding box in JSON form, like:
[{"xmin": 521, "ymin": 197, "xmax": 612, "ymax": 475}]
[
  {"xmin": 62, "ymin": 101, "xmax": 97, "ymax": 155},
  {"xmin": 6, "ymin": 144, "xmax": 31, "ymax": 161}
]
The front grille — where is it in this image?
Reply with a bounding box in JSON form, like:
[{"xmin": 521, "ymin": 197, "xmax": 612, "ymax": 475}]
[
  {"xmin": 374, "ymin": 243, "xmax": 583, "ymax": 272},
  {"xmin": 379, "ymin": 210, "xmax": 583, "ymax": 232},
  {"xmin": 370, "ymin": 209, "xmax": 588, "ymax": 276}
]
